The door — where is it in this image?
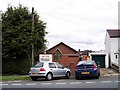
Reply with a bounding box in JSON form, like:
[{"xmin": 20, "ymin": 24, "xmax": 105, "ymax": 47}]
[
  {"xmin": 56, "ymin": 62, "xmax": 66, "ymax": 76},
  {"xmin": 92, "ymin": 55, "xmax": 105, "ymax": 68},
  {"xmin": 48, "ymin": 63, "xmax": 59, "ymax": 77}
]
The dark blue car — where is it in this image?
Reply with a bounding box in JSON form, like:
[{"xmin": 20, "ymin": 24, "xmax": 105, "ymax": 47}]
[{"xmin": 75, "ymin": 60, "xmax": 100, "ymax": 79}]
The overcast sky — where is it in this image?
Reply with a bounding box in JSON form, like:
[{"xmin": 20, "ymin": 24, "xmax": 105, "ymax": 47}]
[{"xmin": 0, "ymin": 0, "xmax": 119, "ymax": 51}]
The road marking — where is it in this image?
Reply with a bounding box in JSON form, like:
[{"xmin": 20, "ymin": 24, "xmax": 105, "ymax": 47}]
[
  {"xmin": 8, "ymin": 81, "xmax": 22, "ymax": 83},
  {"xmin": 56, "ymin": 83, "xmax": 66, "ymax": 85},
  {"xmin": 41, "ymin": 83, "xmax": 51, "ymax": 85},
  {"xmin": 26, "ymin": 83, "xmax": 37, "ymax": 85},
  {"xmin": 86, "ymin": 82, "xmax": 96, "ymax": 84},
  {"xmin": 71, "ymin": 82, "xmax": 81, "ymax": 84},
  {"xmin": 115, "ymin": 81, "xmax": 120, "ymax": 83},
  {"xmin": 12, "ymin": 84, "xmax": 22, "ymax": 86},
  {"xmin": 0, "ymin": 84, "xmax": 9, "ymax": 85},
  {"xmin": 101, "ymin": 81, "xmax": 112, "ymax": 83}
]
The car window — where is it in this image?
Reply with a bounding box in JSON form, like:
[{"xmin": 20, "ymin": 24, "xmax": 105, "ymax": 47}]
[
  {"xmin": 77, "ymin": 61, "xmax": 95, "ymax": 66},
  {"xmin": 56, "ymin": 63, "xmax": 64, "ymax": 68},
  {"xmin": 34, "ymin": 62, "xmax": 43, "ymax": 68},
  {"xmin": 83, "ymin": 61, "xmax": 94, "ymax": 65},
  {"xmin": 49, "ymin": 63, "xmax": 56, "ymax": 68}
]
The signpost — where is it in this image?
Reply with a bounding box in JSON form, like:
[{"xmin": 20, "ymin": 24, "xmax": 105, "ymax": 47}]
[{"xmin": 39, "ymin": 54, "xmax": 52, "ymax": 62}]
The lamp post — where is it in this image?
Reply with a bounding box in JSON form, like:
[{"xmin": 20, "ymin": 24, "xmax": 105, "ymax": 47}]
[{"xmin": 31, "ymin": 7, "xmax": 34, "ymax": 66}]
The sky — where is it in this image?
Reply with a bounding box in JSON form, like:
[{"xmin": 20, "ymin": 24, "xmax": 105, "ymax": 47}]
[{"xmin": 0, "ymin": 0, "xmax": 119, "ymax": 51}]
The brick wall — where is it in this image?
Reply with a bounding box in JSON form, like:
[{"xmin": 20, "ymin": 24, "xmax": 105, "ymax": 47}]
[{"xmin": 46, "ymin": 42, "xmax": 79, "ymax": 75}]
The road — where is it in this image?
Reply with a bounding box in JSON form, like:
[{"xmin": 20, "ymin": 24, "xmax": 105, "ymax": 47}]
[{"xmin": 1, "ymin": 75, "xmax": 120, "ymax": 89}]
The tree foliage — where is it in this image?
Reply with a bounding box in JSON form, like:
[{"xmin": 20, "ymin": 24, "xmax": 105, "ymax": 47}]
[{"xmin": 2, "ymin": 5, "xmax": 47, "ymax": 63}]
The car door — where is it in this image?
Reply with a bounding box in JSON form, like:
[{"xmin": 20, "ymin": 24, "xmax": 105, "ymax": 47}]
[
  {"xmin": 55, "ymin": 63, "xmax": 66, "ymax": 76},
  {"xmin": 48, "ymin": 63, "xmax": 59, "ymax": 77}
]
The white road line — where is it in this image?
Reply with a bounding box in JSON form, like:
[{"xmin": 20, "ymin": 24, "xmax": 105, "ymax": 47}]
[
  {"xmin": 71, "ymin": 82, "xmax": 81, "ymax": 84},
  {"xmin": 101, "ymin": 81, "xmax": 112, "ymax": 83},
  {"xmin": 86, "ymin": 81, "xmax": 96, "ymax": 84},
  {"xmin": 26, "ymin": 83, "xmax": 37, "ymax": 85},
  {"xmin": 115, "ymin": 81, "xmax": 120, "ymax": 83},
  {"xmin": 41, "ymin": 83, "xmax": 51, "ymax": 85},
  {"xmin": 56, "ymin": 83, "xmax": 66, "ymax": 85},
  {"xmin": 0, "ymin": 84, "xmax": 9, "ymax": 85},
  {"xmin": 8, "ymin": 81, "xmax": 22, "ymax": 83},
  {"xmin": 12, "ymin": 84, "xmax": 22, "ymax": 86}
]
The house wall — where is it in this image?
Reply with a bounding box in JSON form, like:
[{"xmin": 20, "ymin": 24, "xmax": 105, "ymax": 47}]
[
  {"xmin": 46, "ymin": 43, "xmax": 79, "ymax": 75},
  {"xmin": 110, "ymin": 38, "xmax": 119, "ymax": 66},
  {"xmin": 105, "ymin": 33, "xmax": 111, "ymax": 54},
  {"xmin": 118, "ymin": 38, "xmax": 120, "ymax": 72},
  {"xmin": 105, "ymin": 33, "xmax": 111, "ymax": 67},
  {"xmin": 105, "ymin": 32, "xmax": 120, "ymax": 72},
  {"xmin": 53, "ymin": 55, "xmax": 79, "ymax": 75}
]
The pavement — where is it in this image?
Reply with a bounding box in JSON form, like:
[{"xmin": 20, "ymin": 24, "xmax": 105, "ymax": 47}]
[{"xmin": 100, "ymin": 68, "xmax": 120, "ymax": 77}]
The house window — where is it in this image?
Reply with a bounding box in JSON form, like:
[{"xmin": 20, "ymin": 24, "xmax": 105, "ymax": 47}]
[
  {"xmin": 115, "ymin": 55, "xmax": 118, "ymax": 59},
  {"xmin": 54, "ymin": 50, "xmax": 62, "ymax": 60}
]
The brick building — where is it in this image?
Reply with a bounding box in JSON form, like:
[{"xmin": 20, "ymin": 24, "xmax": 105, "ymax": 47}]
[{"xmin": 46, "ymin": 42, "xmax": 80, "ymax": 75}]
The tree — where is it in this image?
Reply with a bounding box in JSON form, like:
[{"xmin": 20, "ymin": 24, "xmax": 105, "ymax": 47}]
[{"xmin": 2, "ymin": 5, "xmax": 47, "ymax": 74}]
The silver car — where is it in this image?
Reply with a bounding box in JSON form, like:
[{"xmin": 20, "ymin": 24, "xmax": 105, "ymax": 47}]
[{"xmin": 29, "ymin": 62, "xmax": 71, "ymax": 81}]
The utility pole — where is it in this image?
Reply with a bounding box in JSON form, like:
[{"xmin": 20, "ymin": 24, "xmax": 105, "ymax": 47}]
[{"xmin": 32, "ymin": 7, "xmax": 34, "ymax": 66}]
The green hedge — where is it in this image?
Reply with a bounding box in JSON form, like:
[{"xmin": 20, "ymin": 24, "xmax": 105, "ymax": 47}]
[{"xmin": 2, "ymin": 58, "xmax": 31, "ymax": 75}]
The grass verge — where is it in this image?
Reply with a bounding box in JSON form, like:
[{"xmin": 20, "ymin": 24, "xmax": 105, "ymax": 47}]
[{"xmin": 0, "ymin": 75, "xmax": 30, "ymax": 81}]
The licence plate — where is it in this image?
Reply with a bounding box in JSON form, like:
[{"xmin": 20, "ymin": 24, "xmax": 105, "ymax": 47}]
[
  {"xmin": 81, "ymin": 72, "xmax": 89, "ymax": 74},
  {"xmin": 31, "ymin": 74, "xmax": 37, "ymax": 76}
]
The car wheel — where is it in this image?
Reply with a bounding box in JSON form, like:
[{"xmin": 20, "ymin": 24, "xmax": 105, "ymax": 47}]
[
  {"xmin": 75, "ymin": 76, "xmax": 79, "ymax": 80},
  {"xmin": 95, "ymin": 73, "xmax": 100, "ymax": 79},
  {"xmin": 95, "ymin": 75, "xmax": 99, "ymax": 79},
  {"xmin": 31, "ymin": 77, "xmax": 38, "ymax": 81},
  {"xmin": 46, "ymin": 73, "xmax": 53, "ymax": 81},
  {"xmin": 66, "ymin": 72, "xmax": 70, "ymax": 79}
]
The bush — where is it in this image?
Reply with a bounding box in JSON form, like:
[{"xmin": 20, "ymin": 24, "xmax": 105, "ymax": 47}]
[{"xmin": 2, "ymin": 58, "xmax": 31, "ymax": 75}]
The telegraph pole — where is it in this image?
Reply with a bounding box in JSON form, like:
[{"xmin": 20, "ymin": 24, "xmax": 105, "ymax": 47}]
[{"xmin": 32, "ymin": 7, "xmax": 34, "ymax": 66}]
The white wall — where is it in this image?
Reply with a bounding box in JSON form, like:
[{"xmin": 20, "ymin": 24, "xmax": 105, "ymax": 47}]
[
  {"xmin": 105, "ymin": 32, "xmax": 120, "ymax": 72},
  {"xmin": 105, "ymin": 33, "xmax": 110, "ymax": 67},
  {"xmin": 110, "ymin": 38, "xmax": 119, "ymax": 66},
  {"xmin": 105, "ymin": 33, "xmax": 111, "ymax": 54}
]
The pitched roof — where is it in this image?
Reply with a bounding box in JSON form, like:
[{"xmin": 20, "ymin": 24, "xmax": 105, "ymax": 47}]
[
  {"xmin": 46, "ymin": 42, "xmax": 78, "ymax": 53},
  {"xmin": 107, "ymin": 29, "xmax": 120, "ymax": 38}
]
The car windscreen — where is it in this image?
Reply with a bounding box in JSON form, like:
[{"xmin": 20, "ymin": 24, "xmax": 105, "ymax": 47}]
[{"xmin": 34, "ymin": 62, "xmax": 43, "ymax": 68}]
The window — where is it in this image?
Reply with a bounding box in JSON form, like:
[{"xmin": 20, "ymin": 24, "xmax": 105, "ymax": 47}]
[
  {"xmin": 56, "ymin": 63, "xmax": 64, "ymax": 68},
  {"xmin": 49, "ymin": 63, "xmax": 56, "ymax": 68},
  {"xmin": 53, "ymin": 49, "xmax": 62, "ymax": 60},
  {"xmin": 115, "ymin": 55, "xmax": 118, "ymax": 59},
  {"xmin": 34, "ymin": 62, "xmax": 43, "ymax": 68}
]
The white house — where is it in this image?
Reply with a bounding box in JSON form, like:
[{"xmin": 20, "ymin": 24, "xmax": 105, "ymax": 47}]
[{"xmin": 105, "ymin": 29, "xmax": 120, "ymax": 72}]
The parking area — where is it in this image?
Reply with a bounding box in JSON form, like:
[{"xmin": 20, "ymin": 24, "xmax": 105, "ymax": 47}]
[{"xmin": 100, "ymin": 68, "xmax": 120, "ymax": 77}]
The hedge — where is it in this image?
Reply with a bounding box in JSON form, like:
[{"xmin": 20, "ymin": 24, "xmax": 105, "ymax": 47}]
[{"xmin": 2, "ymin": 58, "xmax": 31, "ymax": 75}]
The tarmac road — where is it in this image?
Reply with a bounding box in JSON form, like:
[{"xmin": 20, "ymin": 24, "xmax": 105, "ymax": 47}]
[{"xmin": 1, "ymin": 75, "xmax": 120, "ymax": 89}]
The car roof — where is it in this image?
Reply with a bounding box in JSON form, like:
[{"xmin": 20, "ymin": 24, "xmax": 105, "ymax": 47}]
[{"xmin": 37, "ymin": 62, "xmax": 57, "ymax": 64}]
